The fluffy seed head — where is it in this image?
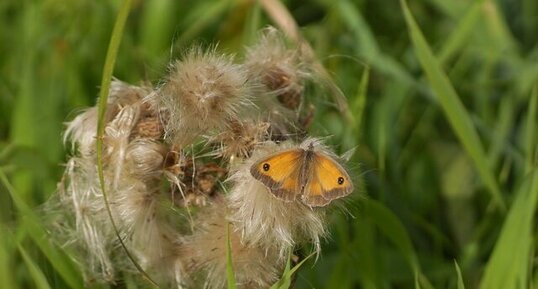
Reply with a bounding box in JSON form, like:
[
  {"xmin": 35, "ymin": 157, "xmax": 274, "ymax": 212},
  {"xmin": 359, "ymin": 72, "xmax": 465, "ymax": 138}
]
[
  {"xmin": 64, "ymin": 107, "xmax": 99, "ymax": 158},
  {"xmin": 245, "ymin": 27, "xmax": 308, "ymax": 110},
  {"xmin": 207, "ymin": 120, "xmax": 270, "ymax": 161},
  {"xmin": 124, "ymin": 140, "xmax": 167, "ymax": 180},
  {"xmin": 52, "ymin": 26, "xmax": 351, "ymax": 287},
  {"xmin": 159, "ymin": 48, "xmax": 252, "ymax": 146},
  {"xmin": 55, "ymin": 158, "xmax": 116, "ymax": 282},
  {"xmin": 111, "ymin": 178, "xmax": 179, "ymax": 278},
  {"xmin": 227, "ymin": 141, "xmax": 327, "ymax": 257},
  {"xmin": 177, "ymin": 202, "xmax": 284, "ymax": 289},
  {"xmin": 108, "ymin": 79, "xmax": 153, "ymax": 106}
]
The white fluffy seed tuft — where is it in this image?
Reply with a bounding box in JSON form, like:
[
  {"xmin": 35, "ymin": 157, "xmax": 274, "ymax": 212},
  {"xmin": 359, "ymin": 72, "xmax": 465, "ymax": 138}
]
[
  {"xmin": 177, "ymin": 202, "xmax": 284, "ymax": 289},
  {"xmin": 227, "ymin": 141, "xmax": 327, "ymax": 258},
  {"xmin": 159, "ymin": 48, "xmax": 253, "ymax": 146}
]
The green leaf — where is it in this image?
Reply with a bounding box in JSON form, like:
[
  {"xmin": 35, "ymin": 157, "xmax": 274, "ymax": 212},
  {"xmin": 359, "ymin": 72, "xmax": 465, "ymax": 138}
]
[
  {"xmin": 400, "ymin": 0, "xmax": 505, "ymax": 211},
  {"xmin": 437, "ymin": 0, "xmax": 484, "ymax": 65},
  {"xmin": 364, "ymin": 199, "xmax": 420, "ymax": 276},
  {"xmin": 176, "ymin": 0, "xmax": 233, "ymax": 46},
  {"xmin": 335, "ymin": 0, "xmax": 416, "ymax": 87},
  {"xmin": 351, "ymin": 66, "xmax": 369, "ymax": 137},
  {"xmin": 479, "ymin": 169, "xmax": 538, "ymax": 289},
  {"xmin": 244, "ymin": 1, "xmax": 262, "ymax": 45},
  {"xmin": 270, "ymin": 251, "xmax": 315, "ymax": 289},
  {"xmin": 366, "ymin": 199, "xmax": 436, "ymax": 289},
  {"xmin": 0, "ymin": 170, "xmax": 84, "ymax": 289},
  {"xmin": 140, "ymin": 0, "xmax": 175, "ymax": 58},
  {"xmin": 525, "ymin": 85, "xmax": 537, "ymax": 173},
  {"xmin": 454, "ymin": 260, "xmax": 466, "ymax": 289},
  {"xmin": 95, "ymin": 0, "xmax": 159, "ymax": 287},
  {"xmin": 18, "ymin": 244, "xmax": 52, "ymax": 289},
  {"xmin": 0, "ymin": 228, "xmax": 16, "ymax": 289}
]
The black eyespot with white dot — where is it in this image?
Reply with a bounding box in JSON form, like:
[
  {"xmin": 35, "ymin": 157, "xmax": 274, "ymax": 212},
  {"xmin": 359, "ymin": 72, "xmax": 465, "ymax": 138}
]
[
  {"xmin": 263, "ymin": 163, "xmax": 270, "ymax": 171},
  {"xmin": 338, "ymin": 177, "xmax": 345, "ymax": 185}
]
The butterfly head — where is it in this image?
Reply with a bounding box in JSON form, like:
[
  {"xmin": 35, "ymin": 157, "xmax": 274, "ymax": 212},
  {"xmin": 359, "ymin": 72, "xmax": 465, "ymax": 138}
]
[{"xmin": 307, "ymin": 141, "xmax": 315, "ymax": 152}]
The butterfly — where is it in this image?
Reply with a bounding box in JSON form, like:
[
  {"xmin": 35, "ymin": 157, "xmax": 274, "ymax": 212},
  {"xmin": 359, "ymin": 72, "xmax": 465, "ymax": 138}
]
[{"xmin": 250, "ymin": 142, "xmax": 353, "ymax": 207}]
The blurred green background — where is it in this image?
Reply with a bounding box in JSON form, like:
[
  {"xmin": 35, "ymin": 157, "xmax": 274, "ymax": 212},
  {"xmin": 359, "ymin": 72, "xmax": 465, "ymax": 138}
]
[{"xmin": 1, "ymin": 0, "xmax": 538, "ymax": 288}]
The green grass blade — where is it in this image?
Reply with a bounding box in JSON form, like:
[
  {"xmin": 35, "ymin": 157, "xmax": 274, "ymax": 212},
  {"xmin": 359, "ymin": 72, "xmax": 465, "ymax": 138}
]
[
  {"xmin": 335, "ymin": 0, "xmax": 415, "ymax": 86},
  {"xmin": 351, "ymin": 66, "xmax": 369, "ymax": 137},
  {"xmin": 243, "ymin": 1, "xmax": 261, "ymax": 45},
  {"xmin": 0, "ymin": 170, "xmax": 84, "ymax": 289},
  {"xmin": 365, "ymin": 199, "xmax": 420, "ymax": 275},
  {"xmin": 437, "ymin": 0, "xmax": 484, "ymax": 65},
  {"xmin": 226, "ymin": 222, "xmax": 237, "ymax": 289},
  {"xmin": 269, "ymin": 253, "xmax": 291, "ymax": 289},
  {"xmin": 454, "ymin": 260, "xmax": 466, "ymax": 289},
  {"xmin": 352, "ymin": 218, "xmax": 378, "ymax": 289},
  {"xmin": 487, "ymin": 96, "xmax": 515, "ymax": 171},
  {"xmin": 0, "ymin": 228, "xmax": 16, "ymax": 289},
  {"xmin": 96, "ymin": 0, "xmax": 132, "ymax": 129},
  {"xmin": 176, "ymin": 0, "xmax": 232, "ymax": 46},
  {"xmin": 522, "ymin": 0, "xmax": 538, "ymax": 42},
  {"xmin": 418, "ymin": 274, "xmax": 434, "ymax": 289},
  {"xmin": 140, "ymin": 0, "xmax": 175, "ymax": 59},
  {"xmin": 400, "ymin": 0, "xmax": 505, "ymax": 211},
  {"xmin": 480, "ymin": 0, "xmax": 517, "ymax": 54},
  {"xmin": 270, "ymin": 251, "xmax": 315, "ymax": 289},
  {"xmin": 9, "ymin": 3, "xmax": 39, "ymax": 203},
  {"xmin": 423, "ymin": 0, "xmax": 463, "ymax": 18},
  {"xmin": 95, "ymin": 0, "xmax": 159, "ymax": 287},
  {"xmin": 479, "ymin": 169, "xmax": 538, "ymax": 289},
  {"xmin": 525, "ymin": 85, "xmax": 537, "ymax": 173},
  {"xmin": 18, "ymin": 244, "xmax": 52, "ymax": 289}
]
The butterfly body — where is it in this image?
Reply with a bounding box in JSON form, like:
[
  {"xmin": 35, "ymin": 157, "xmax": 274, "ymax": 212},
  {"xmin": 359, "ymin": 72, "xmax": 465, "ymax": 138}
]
[{"xmin": 250, "ymin": 143, "xmax": 353, "ymax": 207}]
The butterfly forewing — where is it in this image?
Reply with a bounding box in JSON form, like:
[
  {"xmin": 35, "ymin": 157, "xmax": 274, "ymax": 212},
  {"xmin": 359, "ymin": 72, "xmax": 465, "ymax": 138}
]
[
  {"xmin": 302, "ymin": 152, "xmax": 353, "ymax": 206},
  {"xmin": 250, "ymin": 149, "xmax": 304, "ymax": 201}
]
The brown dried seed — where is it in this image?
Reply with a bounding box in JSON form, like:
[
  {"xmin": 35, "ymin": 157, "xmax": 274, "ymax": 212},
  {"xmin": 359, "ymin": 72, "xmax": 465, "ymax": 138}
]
[
  {"xmin": 262, "ymin": 68, "xmax": 304, "ymax": 110},
  {"xmin": 197, "ymin": 177, "xmax": 215, "ymax": 194},
  {"xmin": 277, "ymin": 86, "xmax": 302, "ymax": 110},
  {"xmin": 164, "ymin": 149, "xmax": 186, "ymax": 177},
  {"xmin": 135, "ymin": 116, "xmax": 164, "ymax": 139}
]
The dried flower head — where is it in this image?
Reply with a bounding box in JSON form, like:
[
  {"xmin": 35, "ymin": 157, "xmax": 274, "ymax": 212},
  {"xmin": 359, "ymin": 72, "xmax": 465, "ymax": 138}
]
[
  {"xmin": 178, "ymin": 202, "xmax": 284, "ymax": 289},
  {"xmin": 245, "ymin": 27, "xmax": 309, "ymax": 110},
  {"xmin": 124, "ymin": 140, "xmax": 167, "ymax": 180},
  {"xmin": 158, "ymin": 48, "xmax": 253, "ymax": 146},
  {"xmin": 111, "ymin": 178, "xmax": 178, "ymax": 276},
  {"xmin": 108, "ymin": 79, "xmax": 153, "ymax": 107},
  {"xmin": 56, "ymin": 81, "xmax": 183, "ymax": 283},
  {"xmin": 227, "ymin": 141, "xmax": 328, "ymax": 257},
  {"xmin": 172, "ymin": 160, "xmax": 228, "ymax": 208},
  {"xmin": 207, "ymin": 119, "xmax": 270, "ymax": 161},
  {"xmin": 64, "ymin": 80, "xmax": 152, "ymax": 158},
  {"xmin": 52, "ymin": 26, "xmax": 355, "ymax": 289}
]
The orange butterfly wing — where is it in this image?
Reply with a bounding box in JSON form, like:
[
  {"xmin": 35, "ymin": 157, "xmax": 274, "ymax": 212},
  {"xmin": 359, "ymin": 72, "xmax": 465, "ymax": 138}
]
[
  {"xmin": 250, "ymin": 149, "xmax": 304, "ymax": 201},
  {"xmin": 302, "ymin": 152, "xmax": 353, "ymax": 207}
]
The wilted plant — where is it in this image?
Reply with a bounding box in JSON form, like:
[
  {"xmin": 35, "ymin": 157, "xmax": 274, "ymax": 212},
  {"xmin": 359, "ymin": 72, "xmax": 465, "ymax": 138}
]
[{"xmin": 49, "ymin": 27, "xmax": 355, "ymax": 289}]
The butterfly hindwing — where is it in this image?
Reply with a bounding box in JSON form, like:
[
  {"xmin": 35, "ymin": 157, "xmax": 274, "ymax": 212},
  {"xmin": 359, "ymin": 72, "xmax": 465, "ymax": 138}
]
[
  {"xmin": 302, "ymin": 152, "xmax": 353, "ymax": 207},
  {"xmin": 250, "ymin": 149, "xmax": 304, "ymax": 201}
]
